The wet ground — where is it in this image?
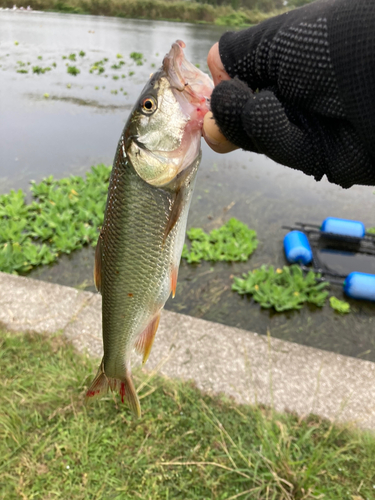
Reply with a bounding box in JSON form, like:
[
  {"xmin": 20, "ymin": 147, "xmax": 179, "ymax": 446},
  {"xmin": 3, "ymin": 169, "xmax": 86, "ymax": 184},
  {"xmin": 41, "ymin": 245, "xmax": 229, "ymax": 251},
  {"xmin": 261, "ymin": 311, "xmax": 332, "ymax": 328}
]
[{"xmin": 1, "ymin": 11, "xmax": 375, "ymax": 361}]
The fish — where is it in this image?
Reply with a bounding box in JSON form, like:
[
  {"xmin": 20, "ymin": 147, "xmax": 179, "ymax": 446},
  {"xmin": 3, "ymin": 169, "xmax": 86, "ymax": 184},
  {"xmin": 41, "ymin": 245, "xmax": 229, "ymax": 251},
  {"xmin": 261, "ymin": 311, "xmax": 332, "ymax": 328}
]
[{"xmin": 85, "ymin": 40, "xmax": 213, "ymax": 417}]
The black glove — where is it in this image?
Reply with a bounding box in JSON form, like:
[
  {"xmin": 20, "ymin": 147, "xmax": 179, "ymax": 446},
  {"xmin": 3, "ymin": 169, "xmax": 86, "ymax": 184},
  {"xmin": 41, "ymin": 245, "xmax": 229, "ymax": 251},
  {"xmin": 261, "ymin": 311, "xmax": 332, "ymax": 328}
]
[{"xmin": 210, "ymin": 0, "xmax": 375, "ymax": 188}]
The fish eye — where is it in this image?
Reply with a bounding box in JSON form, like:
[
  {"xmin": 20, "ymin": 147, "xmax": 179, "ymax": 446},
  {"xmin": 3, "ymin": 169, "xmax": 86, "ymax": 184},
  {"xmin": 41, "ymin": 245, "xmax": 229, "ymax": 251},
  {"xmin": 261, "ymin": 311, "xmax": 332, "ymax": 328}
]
[{"xmin": 141, "ymin": 96, "xmax": 157, "ymax": 115}]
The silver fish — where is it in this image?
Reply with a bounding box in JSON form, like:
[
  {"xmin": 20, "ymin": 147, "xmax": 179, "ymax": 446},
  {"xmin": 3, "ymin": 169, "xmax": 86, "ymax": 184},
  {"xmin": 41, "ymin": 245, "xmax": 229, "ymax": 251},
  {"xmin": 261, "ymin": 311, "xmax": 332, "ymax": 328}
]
[{"xmin": 85, "ymin": 40, "xmax": 213, "ymax": 417}]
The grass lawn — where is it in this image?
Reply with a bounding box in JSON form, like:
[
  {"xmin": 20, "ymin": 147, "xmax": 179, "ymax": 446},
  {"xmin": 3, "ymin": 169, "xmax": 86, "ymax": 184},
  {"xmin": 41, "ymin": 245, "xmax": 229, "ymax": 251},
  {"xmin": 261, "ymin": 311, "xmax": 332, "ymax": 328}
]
[{"xmin": 1, "ymin": 329, "xmax": 375, "ymax": 499}]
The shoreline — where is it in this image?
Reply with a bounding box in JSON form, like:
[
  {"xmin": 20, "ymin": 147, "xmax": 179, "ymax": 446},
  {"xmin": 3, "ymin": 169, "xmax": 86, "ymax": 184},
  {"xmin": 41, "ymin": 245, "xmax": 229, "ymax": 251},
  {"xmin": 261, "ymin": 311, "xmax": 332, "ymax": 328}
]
[{"xmin": 0, "ymin": 1, "xmax": 287, "ymax": 27}]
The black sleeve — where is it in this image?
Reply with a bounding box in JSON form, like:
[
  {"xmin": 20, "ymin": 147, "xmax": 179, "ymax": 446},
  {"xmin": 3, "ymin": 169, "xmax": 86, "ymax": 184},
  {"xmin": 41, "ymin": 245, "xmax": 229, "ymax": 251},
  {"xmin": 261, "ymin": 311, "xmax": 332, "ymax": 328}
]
[{"xmin": 210, "ymin": 0, "xmax": 375, "ymax": 188}]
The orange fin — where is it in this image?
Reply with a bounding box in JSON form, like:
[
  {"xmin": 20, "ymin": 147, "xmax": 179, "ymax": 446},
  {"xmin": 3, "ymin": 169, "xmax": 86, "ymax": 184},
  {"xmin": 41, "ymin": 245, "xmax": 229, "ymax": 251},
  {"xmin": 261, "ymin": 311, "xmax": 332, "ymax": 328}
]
[
  {"xmin": 85, "ymin": 361, "xmax": 108, "ymax": 402},
  {"xmin": 94, "ymin": 235, "xmax": 102, "ymax": 293},
  {"xmin": 120, "ymin": 373, "xmax": 141, "ymax": 418},
  {"xmin": 163, "ymin": 188, "xmax": 185, "ymax": 244},
  {"xmin": 134, "ymin": 312, "xmax": 161, "ymax": 365},
  {"xmin": 85, "ymin": 361, "xmax": 141, "ymax": 418},
  {"xmin": 171, "ymin": 265, "xmax": 178, "ymax": 298}
]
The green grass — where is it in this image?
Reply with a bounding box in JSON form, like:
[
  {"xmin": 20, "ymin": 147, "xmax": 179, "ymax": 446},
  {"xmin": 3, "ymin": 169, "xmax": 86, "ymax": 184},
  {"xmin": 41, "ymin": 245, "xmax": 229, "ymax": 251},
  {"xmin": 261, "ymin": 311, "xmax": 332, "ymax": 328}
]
[{"xmin": 1, "ymin": 329, "xmax": 375, "ymax": 499}]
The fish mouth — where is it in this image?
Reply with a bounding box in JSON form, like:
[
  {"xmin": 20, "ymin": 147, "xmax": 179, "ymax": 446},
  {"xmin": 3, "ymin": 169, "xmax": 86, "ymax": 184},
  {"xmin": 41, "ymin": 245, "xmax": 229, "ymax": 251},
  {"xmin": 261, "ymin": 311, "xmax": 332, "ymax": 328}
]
[{"xmin": 162, "ymin": 40, "xmax": 213, "ymax": 118}]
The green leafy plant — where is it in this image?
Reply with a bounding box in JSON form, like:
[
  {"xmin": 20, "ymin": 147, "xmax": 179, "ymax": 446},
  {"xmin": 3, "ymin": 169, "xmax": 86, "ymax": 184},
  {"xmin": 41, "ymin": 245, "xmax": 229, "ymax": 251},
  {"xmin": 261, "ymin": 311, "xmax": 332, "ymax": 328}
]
[
  {"xmin": 67, "ymin": 65, "xmax": 80, "ymax": 76},
  {"xmin": 182, "ymin": 218, "xmax": 258, "ymax": 264},
  {"xmin": 68, "ymin": 53, "xmax": 76, "ymax": 61},
  {"xmin": 329, "ymin": 296, "xmax": 350, "ymax": 314},
  {"xmin": 0, "ymin": 165, "xmax": 111, "ymax": 274},
  {"xmin": 130, "ymin": 51, "xmax": 143, "ymax": 65},
  {"xmin": 17, "ymin": 69, "xmax": 28, "ymax": 74},
  {"xmin": 32, "ymin": 66, "xmax": 51, "ymax": 74},
  {"xmin": 79, "ymin": 50, "xmax": 85, "ymax": 57},
  {"xmin": 232, "ymin": 265, "xmax": 329, "ymax": 312}
]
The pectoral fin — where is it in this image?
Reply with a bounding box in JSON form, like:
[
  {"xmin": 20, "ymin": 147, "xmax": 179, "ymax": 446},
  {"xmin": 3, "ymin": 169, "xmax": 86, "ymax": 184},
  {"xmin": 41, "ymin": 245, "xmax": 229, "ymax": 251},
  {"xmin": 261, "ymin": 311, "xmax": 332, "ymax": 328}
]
[
  {"xmin": 171, "ymin": 265, "xmax": 178, "ymax": 298},
  {"xmin": 134, "ymin": 312, "xmax": 161, "ymax": 364},
  {"xmin": 163, "ymin": 188, "xmax": 185, "ymax": 244},
  {"xmin": 94, "ymin": 235, "xmax": 102, "ymax": 293}
]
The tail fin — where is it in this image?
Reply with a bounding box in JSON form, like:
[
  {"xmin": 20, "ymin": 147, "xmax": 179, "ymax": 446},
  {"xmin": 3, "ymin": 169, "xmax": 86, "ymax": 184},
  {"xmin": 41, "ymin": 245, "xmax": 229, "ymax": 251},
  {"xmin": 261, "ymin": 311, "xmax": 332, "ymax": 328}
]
[{"xmin": 85, "ymin": 361, "xmax": 141, "ymax": 418}]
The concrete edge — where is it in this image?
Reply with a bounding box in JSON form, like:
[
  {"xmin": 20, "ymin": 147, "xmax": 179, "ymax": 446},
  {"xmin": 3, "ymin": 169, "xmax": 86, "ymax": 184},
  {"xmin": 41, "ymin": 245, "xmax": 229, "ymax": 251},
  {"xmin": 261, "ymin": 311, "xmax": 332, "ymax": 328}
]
[{"xmin": 1, "ymin": 271, "xmax": 374, "ymax": 429}]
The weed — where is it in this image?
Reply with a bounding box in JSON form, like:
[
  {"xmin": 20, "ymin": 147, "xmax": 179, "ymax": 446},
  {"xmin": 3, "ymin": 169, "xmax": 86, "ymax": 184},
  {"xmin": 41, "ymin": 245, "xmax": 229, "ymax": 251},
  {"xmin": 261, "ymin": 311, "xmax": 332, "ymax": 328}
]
[
  {"xmin": 128, "ymin": 70, "xmax": 134, "ymax": 76},
  {"xmin": 0, "ymin": 165, "xmax": 111, "ymax": 274},
  {"xmin": 79, "ymin": 50, "xmax": 85, "ymax": 57},
  {"xmin": 68, "ymin": 53, "xmax": 76, "ymax": 61},
  {"xmin": 112, "ymin": 75, "xmax": 119, "ymax": 80},
  {"xmin": 232, "ymin": 264, "xmax": 329, "ymax": 311},
  {"xmin": 330, "ymin": 296, "xmax": 351, "ymax": 313},
  {"xmin": 17, "ymin": 69, "xmax": 28, "ymax": 74},
  {"xmin": 67, "ymin": 65, "xmax": 80, "ymax": 76},
  {"xmin": 182, "ymin": 218, "xmax": 258, "ymax": 264}
]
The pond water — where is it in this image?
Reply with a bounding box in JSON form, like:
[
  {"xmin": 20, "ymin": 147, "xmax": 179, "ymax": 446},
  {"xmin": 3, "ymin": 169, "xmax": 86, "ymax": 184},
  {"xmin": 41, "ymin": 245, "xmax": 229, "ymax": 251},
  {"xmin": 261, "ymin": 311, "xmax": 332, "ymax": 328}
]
[{"xmin": 1, "ymin": 11, "xmax": 375, "ymax": 361}]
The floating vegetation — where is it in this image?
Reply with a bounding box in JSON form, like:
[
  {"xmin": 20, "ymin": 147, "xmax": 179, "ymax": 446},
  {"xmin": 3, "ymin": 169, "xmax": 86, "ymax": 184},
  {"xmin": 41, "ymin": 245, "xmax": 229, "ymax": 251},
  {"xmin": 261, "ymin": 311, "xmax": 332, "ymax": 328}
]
[
  {"xmin": 130, "ymin": 51, "xmax": 144, "ymax": 65},
  {"xmin": 17, "ymin": 69, "xmax": 28, "ymax": 74},
  {"xmin": 32, "ymin": 66, "xmax": 51, "ymax": 74},
  {"xmin": 37, "ymin": 56, "xmax": 42, "ymax": 60},
  {"xmin": 121, "ymin": 74, "xmax": 126, "ymax": 78},
  {"xmin": 95, "ymin": 86, "xmax": 99, "ymax": 90},
  {"xmin": 0, "ymin": 165, "xmax": 111, "ymax": 274},
  {"xmin": 111, "ymin": 89, "xmax": 118, "ymax": 94},
  {"xmin": 232, "ymin": 265, "xmax": 329, "ymax": 312},
  {"xmin": 68, "ymin": 53, "xmax": 76, "ymax": 61},
  {"xmin": 52, "ymin": 62, "xmax": 57, "ymax": 68},
  {"xmin": 14, "ymin": 40, "xmax": 19, "ymax": 45},
  {"xmin": 79, "ymin": 50, "xmax": 86, "ymax": 57},
  {"xmin": 67, "ymin": 65, "xmax": 80, "ymax": 76},
  {"xmin": 128, "ymin": 71, "xmax": 135, "ymax": 76},
  {"xmin": 43, "ymin": 93, "xmax": 50, "ymax": 98},
  {"xmin": 116, "ymin": 53, "xmax": 123, "ymax": 59},
  {"xmin": 182, "ymin": 218, "xmax": 258, "ymax": 264},
  {"xmin": 66, "ymin": 83, "xmax": 71, "ymax": 89},
  {"xmin": 112, "ymin": 75, "xmax": 119, "ymax": 80},
  {"xmin": 329, "ymin": 296, "xmax": 350, "ymax": 314},
  {"xmin": 90, "ymin": 60, "xmax": 106, "ymax": 74},
  {"xmin": 111, "ymin": 61, "xmax": 125, "ymax": 70},
  {"xmin": 17, "ymin": 61, "xmax": 26, "ymax": 67}
]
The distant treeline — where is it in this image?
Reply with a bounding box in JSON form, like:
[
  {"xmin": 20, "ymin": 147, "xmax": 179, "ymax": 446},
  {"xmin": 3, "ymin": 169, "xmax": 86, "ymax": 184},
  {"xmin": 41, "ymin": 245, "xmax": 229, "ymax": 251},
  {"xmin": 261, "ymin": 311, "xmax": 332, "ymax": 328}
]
[{"xmin": 1, "ymin": 0, "xmax": 317, "ymax": 25}]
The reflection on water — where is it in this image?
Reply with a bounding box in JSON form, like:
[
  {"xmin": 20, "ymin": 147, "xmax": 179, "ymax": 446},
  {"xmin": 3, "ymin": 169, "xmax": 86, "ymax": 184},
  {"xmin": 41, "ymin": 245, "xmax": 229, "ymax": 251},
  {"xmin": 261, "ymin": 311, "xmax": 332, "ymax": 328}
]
[{"xmin": 2, "ymin": 11, "xmax": 375, "ymax": 361}]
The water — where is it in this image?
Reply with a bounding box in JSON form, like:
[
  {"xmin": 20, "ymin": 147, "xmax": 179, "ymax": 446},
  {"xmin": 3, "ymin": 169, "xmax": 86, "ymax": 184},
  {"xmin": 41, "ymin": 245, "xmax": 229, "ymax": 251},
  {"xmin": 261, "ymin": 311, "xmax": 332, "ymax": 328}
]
[{"xmin": 1, "ymin": 11, "xmax": 375, "ymax": 361}]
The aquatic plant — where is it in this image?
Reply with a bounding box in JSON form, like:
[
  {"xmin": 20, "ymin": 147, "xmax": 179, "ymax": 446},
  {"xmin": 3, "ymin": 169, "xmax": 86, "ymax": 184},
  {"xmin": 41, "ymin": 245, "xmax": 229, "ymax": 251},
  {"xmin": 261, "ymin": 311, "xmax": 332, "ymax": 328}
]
[
  {"xmin": 0, "ymin": 165, "xmax": 111, "ymax": 274},
  {"xmin": 112, "ymin": 75, "xmax": 119, "ymax": 80},
  {"xmin": 128, "ymin": 71, "xmax": 135, "ymax": 76},
  {"xmin": 329, "ymin": 296, "xmax": 350, "ymax": 314},
  {"xmin": 79, "ymin": 50, "xmax": 85, "ymax": 57},
  {"xmin": 68, "ymin": 53, "xmax": 76, "ymax": 61},
  {"xmin": 182, "ymin": 218, "xmax": 258, "ymax": 264},
  {"xmin": 32, "ymin": 66, "xmax": 51, "ymax": 74},
  {"xmin": 67, "ymin": 65, "xmax": 80, "ymax": 76},
  {"xmin": 232, "ymin": 265, "xmax": 329, "ymax": 312},
  {"xmin": 17, "ymin": 69, "xmax": 28, "ymax": 74}
]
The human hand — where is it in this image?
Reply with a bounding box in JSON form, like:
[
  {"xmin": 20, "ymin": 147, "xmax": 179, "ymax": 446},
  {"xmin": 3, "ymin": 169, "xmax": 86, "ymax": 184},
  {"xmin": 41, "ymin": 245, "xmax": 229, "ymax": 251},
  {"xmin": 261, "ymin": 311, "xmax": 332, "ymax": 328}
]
[
  {"xmin": 203, "ymin": 43, "xmax": 238, "ymax": 154},
  {"xmin": 205, "ymin": 0, "xmax": 375, "ymax": 188}
]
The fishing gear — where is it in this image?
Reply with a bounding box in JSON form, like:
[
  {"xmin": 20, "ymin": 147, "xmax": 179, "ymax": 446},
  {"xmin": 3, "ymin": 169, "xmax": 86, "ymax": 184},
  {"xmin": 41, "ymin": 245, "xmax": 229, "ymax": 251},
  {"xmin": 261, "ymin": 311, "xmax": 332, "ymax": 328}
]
[{"xmin": 282, "ymin": 217, "xmax": 375, "ymax": 302}]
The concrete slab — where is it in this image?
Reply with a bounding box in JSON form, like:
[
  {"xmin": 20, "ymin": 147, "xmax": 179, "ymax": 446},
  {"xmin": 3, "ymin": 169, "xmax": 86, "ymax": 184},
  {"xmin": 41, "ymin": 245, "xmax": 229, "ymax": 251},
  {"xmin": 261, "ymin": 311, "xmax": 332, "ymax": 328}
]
[{"xmin": 1, "ymin": 271, "xmax": 375, "ymax": 429}]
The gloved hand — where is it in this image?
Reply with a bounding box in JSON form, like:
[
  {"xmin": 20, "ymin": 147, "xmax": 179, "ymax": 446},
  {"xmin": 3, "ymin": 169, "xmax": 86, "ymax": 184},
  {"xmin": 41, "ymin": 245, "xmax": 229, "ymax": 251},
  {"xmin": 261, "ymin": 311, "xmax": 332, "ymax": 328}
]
[{"xmin": 204, "ymin": 0, "xmax": 375, "ymax": 188}]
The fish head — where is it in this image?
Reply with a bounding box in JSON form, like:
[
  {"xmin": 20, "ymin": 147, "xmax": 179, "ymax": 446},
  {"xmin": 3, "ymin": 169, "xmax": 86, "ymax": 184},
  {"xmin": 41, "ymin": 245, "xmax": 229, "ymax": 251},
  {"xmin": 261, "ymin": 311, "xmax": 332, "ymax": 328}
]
[{"xmin": 125, "ymin": 40, "xmax": 213, "ymax": 187}]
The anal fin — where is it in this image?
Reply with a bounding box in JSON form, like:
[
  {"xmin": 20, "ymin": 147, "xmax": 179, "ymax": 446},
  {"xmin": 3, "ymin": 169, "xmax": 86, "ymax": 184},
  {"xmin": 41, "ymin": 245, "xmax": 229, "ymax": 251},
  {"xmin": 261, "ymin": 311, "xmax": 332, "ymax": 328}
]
[{"xmin": 134, "ymin": 312, "xmax": 161, "ymax": 365}]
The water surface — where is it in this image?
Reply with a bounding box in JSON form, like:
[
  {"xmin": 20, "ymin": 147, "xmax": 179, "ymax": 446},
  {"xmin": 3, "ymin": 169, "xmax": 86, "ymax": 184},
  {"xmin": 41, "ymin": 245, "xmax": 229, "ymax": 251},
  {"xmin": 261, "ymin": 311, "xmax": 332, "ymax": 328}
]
[{"xmin": 1, "ymin": 11, "xmax": 375, "ymax": 361}]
